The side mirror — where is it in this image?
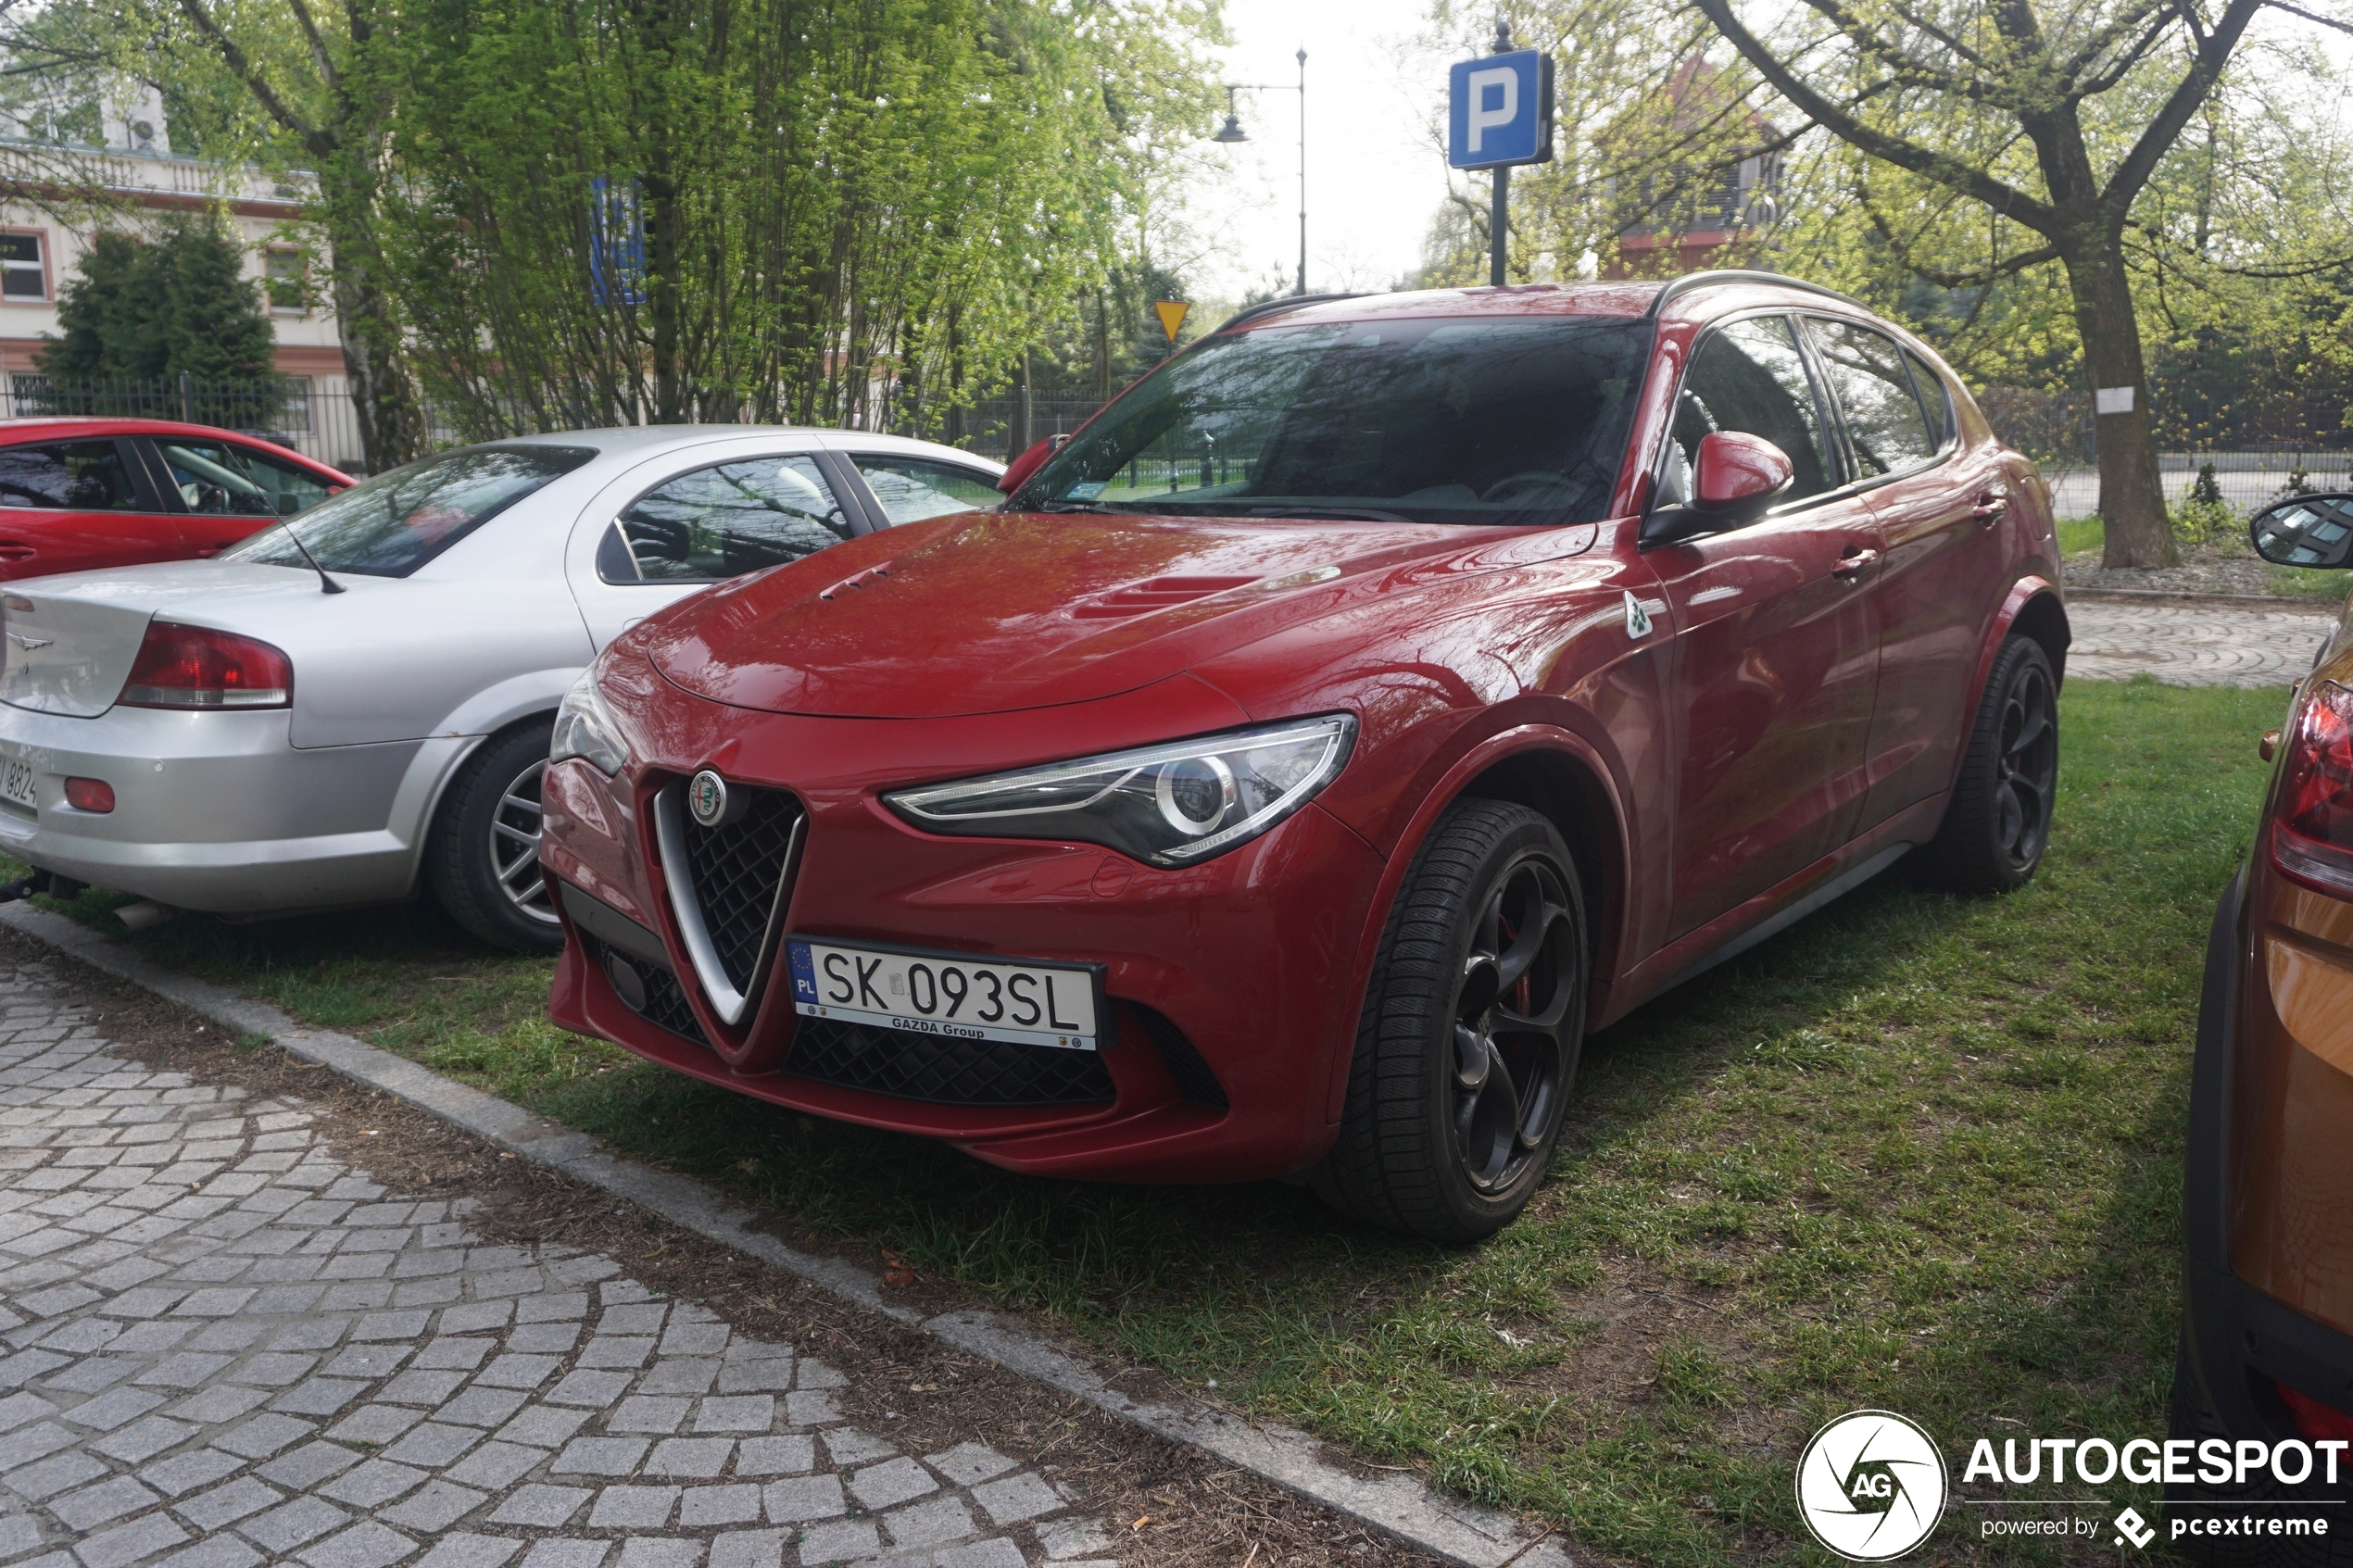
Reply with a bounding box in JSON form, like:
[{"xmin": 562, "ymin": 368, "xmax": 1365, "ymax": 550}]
[
  {"xmin": 1642, "ymin": 431, "xmax": 1794, "ymax": 548},
  {"xmin": 2250, "ymin": 493, "xmax": 2353, "ymax": 569},
  {"xmin": 996, "ymin": 433, "xmax": 1070, "ymax": 496}
]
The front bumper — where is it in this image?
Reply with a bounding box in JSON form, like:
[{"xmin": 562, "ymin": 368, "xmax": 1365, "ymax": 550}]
[
  {"xmin": 539, "ymin": 680, "xmax": 1390, "ymax": 1183},
  {"xmin": 2180, "ymin": 869, "xmax": 2353, "ymax": 1447},
  {"xmin": 0, "ymin": 701, "xmax": 461, "ymax": 913}
]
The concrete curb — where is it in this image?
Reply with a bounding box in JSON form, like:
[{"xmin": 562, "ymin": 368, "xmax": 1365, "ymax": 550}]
[
  {"xmin": 2064, "ymin": 585, "xmax": 2341, "ymax": 611},
  {"xmin": 0, "ymin": 900, "xmax": 1571, "ymax": 1568}
]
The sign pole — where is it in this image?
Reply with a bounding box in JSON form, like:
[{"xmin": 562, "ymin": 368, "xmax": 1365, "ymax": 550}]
[{"xmin": 1491, "ymin": 165, "xmax": 1509, "ymax": 287}]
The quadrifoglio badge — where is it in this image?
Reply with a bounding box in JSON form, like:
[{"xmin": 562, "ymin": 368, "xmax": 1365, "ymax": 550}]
[{"xmin": 1795, "ymin": 1409, "xmax": 2349, "ymax": 1559}]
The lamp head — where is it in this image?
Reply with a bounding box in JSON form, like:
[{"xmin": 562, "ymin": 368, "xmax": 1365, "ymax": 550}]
[{"xmin": 1214, "ymin": 112, "xmax": 1249, "ymax": 143}]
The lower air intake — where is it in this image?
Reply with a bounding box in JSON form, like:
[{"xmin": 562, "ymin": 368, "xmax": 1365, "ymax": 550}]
[
  {"xmin": 786, "ymin": 1017, "xmax": 1114, "ymax": 1107},
  {"xmin": 591, "ymin": 939, "xmax": 709, "ymax": 1047}
]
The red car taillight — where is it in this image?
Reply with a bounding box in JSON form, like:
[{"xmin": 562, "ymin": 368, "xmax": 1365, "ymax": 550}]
[
  {"xmin": 2271, "ymin": 680, "xmax": 2353, "ymax": 897},
  {"xmin": 119, "ymin": 623, "xmax": 291, "ymax": 709},
  {"xmin": 2279, "ymin": 1381, "xmax": 2353, "ymax": 1442},
  {"xmin": 62, "ymin": 778, "xmax": 112, "ymax": 813}
]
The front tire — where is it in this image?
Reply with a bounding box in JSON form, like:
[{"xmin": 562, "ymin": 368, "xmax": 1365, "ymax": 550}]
[
  {"xmin": 1314, "ymin": 799, "xmax": 1586, "ymax": 1243},
  {"xmin": 1916, "ymin": 634, "xmax": 2059, "ymax": 894},
  {"xmin": 425, "ymin": 720, "xmax": 562, "ymax": 954}
]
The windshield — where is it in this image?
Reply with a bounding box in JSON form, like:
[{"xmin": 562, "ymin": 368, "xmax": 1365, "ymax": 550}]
[
  {"xmin": 1013, "ymin": 317, "xmax": 1651, "ymax": 527},
  {"xmin": 222, "ymin": 445, "xmax": 596, "ymax": 577}
]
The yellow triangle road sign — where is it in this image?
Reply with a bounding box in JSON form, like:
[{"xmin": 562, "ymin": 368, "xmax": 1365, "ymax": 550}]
[{"xmin": 1154, "ymin": 300, "xmax": 1190, "ymax": 342}]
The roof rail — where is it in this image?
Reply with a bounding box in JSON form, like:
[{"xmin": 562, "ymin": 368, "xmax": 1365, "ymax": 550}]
[
  {"xmin": 1215, "ymin": 292, "xmax": 1365, "ymax": 332},
  {"xmin": 1644, "ymin": 270, "xmax": 1867, "ymax": 319}
]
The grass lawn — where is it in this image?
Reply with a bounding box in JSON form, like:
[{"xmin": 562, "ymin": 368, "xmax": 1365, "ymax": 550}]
[{"xmin": 26, "ymin": 678, "xmax": 2288, "ymax": 1563}]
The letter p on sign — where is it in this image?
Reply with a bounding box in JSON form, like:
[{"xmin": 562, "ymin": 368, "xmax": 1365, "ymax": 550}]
[{"xmin": 1466, "ymin": 67, "xmax": 1516, "ymax": 154}]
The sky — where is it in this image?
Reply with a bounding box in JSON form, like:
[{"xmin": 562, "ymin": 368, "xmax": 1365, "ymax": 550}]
[{"xmin": 1191, "ymin": 0, "xmax": 1466, "ymax": 301}]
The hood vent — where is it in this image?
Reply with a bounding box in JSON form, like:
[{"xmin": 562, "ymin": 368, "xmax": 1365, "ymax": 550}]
[{"xmin": 1071, "ymin": 574, "xmax": 1258, "ymax": 621}]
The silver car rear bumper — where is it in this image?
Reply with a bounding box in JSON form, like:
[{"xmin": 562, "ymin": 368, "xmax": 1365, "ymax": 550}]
[{"xmin": 0, "ymin": 703, "xmax": 472, "ymax": 914}]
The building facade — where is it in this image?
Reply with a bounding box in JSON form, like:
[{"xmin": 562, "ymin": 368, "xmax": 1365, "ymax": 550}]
[{"xmin": 0, "ymin": 88, "xmax": 359, "ymax": 470}]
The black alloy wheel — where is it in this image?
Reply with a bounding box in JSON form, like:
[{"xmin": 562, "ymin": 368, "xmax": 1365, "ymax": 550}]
[
  {"xmin": 425, "ymin": 720, "xmax": 566, "ymax": 955},
  {"xmin": 1315, "ymin": 799, "xmax": 1586, "ymax": 1243},
  {"xmin": 1918, "ymin": 634, "xmax": 2060, "ymax": 895}
]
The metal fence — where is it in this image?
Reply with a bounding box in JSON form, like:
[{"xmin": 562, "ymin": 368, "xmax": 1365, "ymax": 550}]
[
  {"xmin": 2039, "ymin": 450, "xmax": 2353, "ymax": 520},
  {"xmin": 1, "ymin": 373, "xmax": 373, "ymax": 474}
]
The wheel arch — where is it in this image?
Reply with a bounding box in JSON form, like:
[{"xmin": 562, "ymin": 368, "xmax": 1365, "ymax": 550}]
[
  {"xmin": 1322, "ymin": 725, "xmax": 1634, "ymax": 1124},
  {"xmin": 405, "ymin": 706, "xmax": 562, "ymax": 894},
  {"xmin": 2006, "ymin": 584, "xmax": 2071, "ymax": 687}
]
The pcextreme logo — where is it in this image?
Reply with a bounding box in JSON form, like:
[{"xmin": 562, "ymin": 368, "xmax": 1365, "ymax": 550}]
[{"xmin": 1796, "ymin": 1410, "xmax": 1950, "ymax": 1561}]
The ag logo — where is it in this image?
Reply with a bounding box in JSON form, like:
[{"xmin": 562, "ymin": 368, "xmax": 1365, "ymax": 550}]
[
  {"xmin": 687, "ymin": 769, "xmax": 732, "ymax": 828},
  {"xmin": 1794, "ymin": 1410, "xmax": 1948, "ymax": 1561}
]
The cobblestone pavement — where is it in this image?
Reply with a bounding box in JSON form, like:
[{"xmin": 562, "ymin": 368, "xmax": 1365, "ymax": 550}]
[
  {"xmin": 0, "ymin": 971, "xmax": 1126, "ymax": 1568},
  {"xmin": 2064, "ymin": 597, "xmax": 2338, "ymax": 687}
]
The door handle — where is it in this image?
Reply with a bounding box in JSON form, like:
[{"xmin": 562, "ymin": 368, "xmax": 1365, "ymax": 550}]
[
  {"xmin": 0, "ymin": 545, "xmax": 35, "ymax": 562},
  {"xmin": 1971, "ymin": 491, "xmax": 2009, "ymax": 526},
  {"xmin": 1831, "ymin": 546, "xmax": 1880, "ymax": 578}
]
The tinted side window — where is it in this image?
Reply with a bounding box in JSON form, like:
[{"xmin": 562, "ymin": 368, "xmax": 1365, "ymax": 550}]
[
  {"xmin": 155, "ymin": 439, "xmax": 334, "ymax": 518},
  {"xmin": 602, "ymin": 455, "xmax": 851, "ymax": 584},
  {"xmin": 851, "ymin": 456, "xmax": 1000, "ymax": 524},
  {"xmin": 1673, "ymin": 316, "xmax": 1836, "ymax": 501},
  {"xmin": 1904, "ymin": 348, "xmax": 1957, "ymax": 449},
  {"xmin": 0, "ymin": 441, "xmax": 138, "ymax": 511},
  {"xmin": 1805, "ymin": 319, "xmax": 1934, "ymax": 477}
]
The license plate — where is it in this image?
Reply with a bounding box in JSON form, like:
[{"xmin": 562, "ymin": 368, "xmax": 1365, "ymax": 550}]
[
  {"xmin": 0, "ymin": 759, "xmax": 34, "ymax": 810},
  {"xmin": 786, "ymin": 938, "xmax": 1101, "ymax": 1051}
]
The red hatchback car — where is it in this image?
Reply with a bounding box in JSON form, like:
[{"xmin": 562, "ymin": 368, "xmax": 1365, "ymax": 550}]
[
  {"xmin": 0, "ymin": 416, "xmax": 350, "ymax": 579},
  {"xmin": 540, "ymin": 272, "xmax": 2069, "ymax": 1240}
]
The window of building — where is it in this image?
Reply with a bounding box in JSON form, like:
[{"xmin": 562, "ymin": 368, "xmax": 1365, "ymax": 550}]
[
  {"xmin": 0, "ymin": 234, "xmax": 48, "ymax": 303},
  {"xmin": 266, "ymin": 249, "xmax": 308, "ymax": 315}
]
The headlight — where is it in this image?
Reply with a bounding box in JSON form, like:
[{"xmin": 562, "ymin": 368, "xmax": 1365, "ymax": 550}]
[
  {"xmin": 885, "ymin": 716, "xmax": 1354, "ymax": 867},
  {"xmin": 550, "ymin": 668, "xmax": 631, "ymax": 776}
]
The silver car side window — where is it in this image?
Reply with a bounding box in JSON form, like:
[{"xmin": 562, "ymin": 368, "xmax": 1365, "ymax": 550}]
[
  {"xmin": 851, "ymin": 456, "xmax": 1002, "ymax": 524},
  {"xmin": 605, "ymin": 455, "xmax": 852, "ymax": 585}
]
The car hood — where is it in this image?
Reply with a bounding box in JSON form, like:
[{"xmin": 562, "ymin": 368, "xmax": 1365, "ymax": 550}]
[{"xmin": 639, "ymin": 509, "xmax": 1598, "ymax": 718}]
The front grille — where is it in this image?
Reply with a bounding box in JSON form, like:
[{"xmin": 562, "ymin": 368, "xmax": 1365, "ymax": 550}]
[
  {"xmin": 676, "ymin": 784, "xmax": 803, "ymax": 993},
  {"xmin": 786, "ymin": 1016, "xmax": 1115, "ymax": 1107}
]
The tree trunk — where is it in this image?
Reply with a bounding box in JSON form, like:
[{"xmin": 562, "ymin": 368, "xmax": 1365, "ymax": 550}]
[
  {"xmin": 323, "ymin": 212, "xmax": 425, "ymax": 475},
  {"xmin": 2061, "ymin": 239, "xmax": 2175, "ymax": 568}
]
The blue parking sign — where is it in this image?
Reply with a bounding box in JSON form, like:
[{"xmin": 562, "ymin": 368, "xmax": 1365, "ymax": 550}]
[{"xmin": 1447, "ymin": 48, "xmax": 1554, "ymax": 169}]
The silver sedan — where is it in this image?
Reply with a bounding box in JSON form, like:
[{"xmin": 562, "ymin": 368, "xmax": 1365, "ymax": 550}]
[{"xmin": 0, "ymin": 425, "xmax": 1003, "ymax": 949}]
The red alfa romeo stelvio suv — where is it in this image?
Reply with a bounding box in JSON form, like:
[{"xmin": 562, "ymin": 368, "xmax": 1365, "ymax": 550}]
[{"xmin": 538, "ymin": 270, "xmax": 2068, "ymax": 1241}]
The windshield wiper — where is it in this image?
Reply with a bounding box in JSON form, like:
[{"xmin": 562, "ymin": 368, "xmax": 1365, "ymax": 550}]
[
  {"xmin": 1246, "ymin": 505, "xmax": 1418, "ymax": 524},
  {"xmin": 1034, "ymin": 500, "xmax": 1129, "ymax": 515}
]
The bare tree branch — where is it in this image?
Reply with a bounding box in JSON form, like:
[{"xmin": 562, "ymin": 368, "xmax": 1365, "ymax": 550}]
[
  {"xmin": 173, "ymin": 0, "xmax": 328, "ymax": 153},
  {"xmin": 2099, "ymin": 0, "xmax": 2263, "ymax": 226},
  {"xmin": 285, "ymin": 0, "xmax": 339, "ymax": 93},
  {"xmin": 1690, "ymin": 0, "xmax": 2064, "ymax": 232}
]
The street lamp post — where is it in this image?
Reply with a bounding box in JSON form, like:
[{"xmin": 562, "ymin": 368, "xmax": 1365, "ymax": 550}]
[{"xmin": 1213, "ymin": 49, "xmax": 1309, "ymax": 296}]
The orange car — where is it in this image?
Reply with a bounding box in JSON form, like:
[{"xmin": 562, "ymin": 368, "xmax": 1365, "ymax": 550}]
[{"xmin": 2173, "ymin": 490, "xmax": 2353, "ymax": 1552}]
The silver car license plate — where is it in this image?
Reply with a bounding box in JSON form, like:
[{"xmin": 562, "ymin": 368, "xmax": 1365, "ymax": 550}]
[
  {"xmin": 786, "ymin": 938, "xmax": 1101, "ymax": 1051},
  {"xmin": 0, "ymin": 759, "xmax": 35, "ymax": 810}
]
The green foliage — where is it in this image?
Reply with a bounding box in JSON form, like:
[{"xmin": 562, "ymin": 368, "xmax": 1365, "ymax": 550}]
[
  {"xmin": 2193, "ymin": 461, "xmax": 2224, "ymax": 507},
  {"xmin": 357, "ymin": 0, "xmax": 1222, "ymax": 436},
  {"xmin": 2171, "ymin": 494, "xmax": 2237, "ymax": 546},
  {"xmin": 35, "ymin": 217, "xmax": 275, "ymax": 383}
]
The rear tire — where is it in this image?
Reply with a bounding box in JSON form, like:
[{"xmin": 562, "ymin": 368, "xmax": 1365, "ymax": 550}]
[
  {"xmin": 1915, "ymin": 634, "xmax": 2058, "ymax": 894},
  {"xmin": 425, "ymin": 720, "xmax": 562, "ymax": 955},
  {"xmin": 1312, "ymin": 799, "xmax": 1585, "ymax": 1243}
]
